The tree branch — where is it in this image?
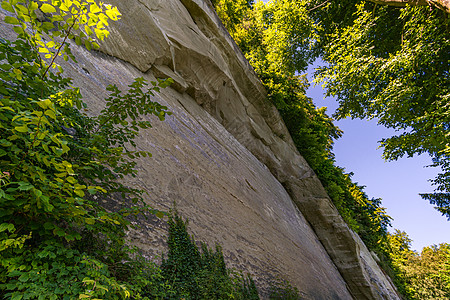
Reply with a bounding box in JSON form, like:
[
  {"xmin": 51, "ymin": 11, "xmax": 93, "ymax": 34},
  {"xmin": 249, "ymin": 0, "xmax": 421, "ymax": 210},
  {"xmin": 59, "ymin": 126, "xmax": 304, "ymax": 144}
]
[
  {"xmin": 308, "ymin": 0, "xmax": 330, "ymax": 12},
  {"xmin": 367, "ymin": 0, "xmax": 450, "ymax": 13}
]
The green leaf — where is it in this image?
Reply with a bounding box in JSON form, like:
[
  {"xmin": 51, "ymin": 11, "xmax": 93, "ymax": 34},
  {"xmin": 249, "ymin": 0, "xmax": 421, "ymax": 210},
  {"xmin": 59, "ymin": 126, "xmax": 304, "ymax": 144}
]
[
  {"xmin": 96, "ymin": 284, "xmax": 108, "ymax": 291},
  {"xmin": 4, "ymin": 16, "xmax": 20, "ymax": 25},
  {"xmin": 33, "ymin": 188, "xmax": 43, "ymax": 199},
  {"xmin": 0, "ymin": 223, "xmax": 15, "ymax": 233},
  {"xmin": 14, "ymin": 125, "xmax": 28, "ymax": 133},
  {"xmin": 42, "ymin": 22, "xmax": 55, "ymax": 31},
  {"xmin": 40, "ymin": 3, "xmax": 57, "ymax": 13},
  {"xmin": 74, "ymin": 189, "xmax": 85, "ymax": 197},
  {"xmin": 1, "ymin": 1, "xmax": 15, "ymax": 13},
  {"xmin": 41, "ymin": 195, "xmax": 53, "ymax": 212},
  {"xmin": 18, "ymin": 273, "xmax": 29, "ymax": 282},
  {"xmin": 89, "ymin": 3, "xmax": 102, "ymax": 14},
  {"xmin": 15, "ymin": 4, "xmax": 28, "ymax": 14},
  {"xmin": 66, "ymin": 176, "xmax": 77, "ymax": 184},
  {"xmin": 44, "ymin": 109, "xmax": 56, "ymax": 120},
  {"xmin": 13, "ymin": 68, "xmax": 22, "ymax": 76},
  {"xmin": 29, "ymin": 1, "xmax": 38, "ymax": 12},
  {"xmin": 84, "ymin": 39, "xmax": 91, "ymax": 51},
  {"xmin": 11, "ymin": 293, "xmax": 23, "ymax": 300},
  {"xmin": 37, "ymin": 99, "xmax": 52, "ymax": 109},
  {"xmin": 18, "ymin": 182, "xmax": 33, "ymax": 191},
  {"xmin": 13, "ymin": 26, "xmax": 25, "ymax": 35},
  {"xmin": 75, "ymin": 35, "xmax": 82, "ymax": 46},
  {"xmin": 42, "ymin": 143, "xmax": 50, "ymax": 153},
  {"xmin": 54, "ymin": 228, "xmax": 65, "ymax": 237},
  {"xmin": 84, "ymin": 217, "xmax": 95, "ymax": 225}
]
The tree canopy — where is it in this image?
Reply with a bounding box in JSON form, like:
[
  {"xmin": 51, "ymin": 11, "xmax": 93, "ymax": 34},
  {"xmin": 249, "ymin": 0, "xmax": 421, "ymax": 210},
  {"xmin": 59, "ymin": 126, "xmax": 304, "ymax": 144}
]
[
  {"xmin": 311, "ymin": 0, "xmax": 450, "ymax": 220},
  {"xmin": 388, "ymin": 230, "xmax": 450, "ymax": 298}
]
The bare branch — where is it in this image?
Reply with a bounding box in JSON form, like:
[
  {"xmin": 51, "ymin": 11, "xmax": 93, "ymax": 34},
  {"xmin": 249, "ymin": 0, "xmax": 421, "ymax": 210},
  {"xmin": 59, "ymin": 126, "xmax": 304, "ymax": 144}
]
[
  {"xmin": 367, "ymin": 0, "xmax": 450, "ymax": 13},
  {"xmin": 308, "ymin": 0, "xmax": 330, "ymax": 12}
]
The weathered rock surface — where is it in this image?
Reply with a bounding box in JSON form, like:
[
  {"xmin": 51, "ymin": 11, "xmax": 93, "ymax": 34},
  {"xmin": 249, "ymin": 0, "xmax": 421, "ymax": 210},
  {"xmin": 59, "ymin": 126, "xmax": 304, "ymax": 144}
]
[{"xmin": 1, "ymin": 0, "xmax": 400, "ymax": 299}]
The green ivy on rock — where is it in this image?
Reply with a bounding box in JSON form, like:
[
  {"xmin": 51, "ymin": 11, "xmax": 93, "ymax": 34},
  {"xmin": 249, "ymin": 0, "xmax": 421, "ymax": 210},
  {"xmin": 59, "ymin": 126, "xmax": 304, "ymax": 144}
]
[{"xmin": 158, "ymin": 211, "xmax": 260, "ymax": 300}]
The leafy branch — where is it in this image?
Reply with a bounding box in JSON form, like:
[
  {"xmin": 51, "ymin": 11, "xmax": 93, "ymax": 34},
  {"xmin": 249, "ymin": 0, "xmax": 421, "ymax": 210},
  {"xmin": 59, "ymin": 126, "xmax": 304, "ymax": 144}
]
[{"xmin": 0, "ymin": 0, "xmax": 173, "ymax": 299}]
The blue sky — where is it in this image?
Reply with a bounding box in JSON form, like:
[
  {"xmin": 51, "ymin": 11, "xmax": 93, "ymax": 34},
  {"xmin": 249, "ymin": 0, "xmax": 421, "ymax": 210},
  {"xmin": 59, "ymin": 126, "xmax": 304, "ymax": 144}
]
[{"xmin": 306, "ymin": 65, "xmax": 450, "ymax": 252}]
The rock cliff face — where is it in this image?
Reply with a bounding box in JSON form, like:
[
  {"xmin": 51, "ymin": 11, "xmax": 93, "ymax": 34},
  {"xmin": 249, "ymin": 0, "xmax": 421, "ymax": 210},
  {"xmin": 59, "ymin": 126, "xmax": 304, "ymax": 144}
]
[{"xmin": 1, "ymin": 1, "xmax": 400, "ymax": 299}]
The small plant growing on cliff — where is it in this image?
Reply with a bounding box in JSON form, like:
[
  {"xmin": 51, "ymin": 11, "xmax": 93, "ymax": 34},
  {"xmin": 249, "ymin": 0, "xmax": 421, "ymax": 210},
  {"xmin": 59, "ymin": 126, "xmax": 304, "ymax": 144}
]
[
  {"xmin": 268, "ymin": 278, "xmax": 302, "ymax": 300},
  {"xmin": 156, "ymin": 210, "xmax": 260, "ymax": 299},
  {"xmin": 0, "ymin": 0, "xmax": 171, "ymax": 298}
]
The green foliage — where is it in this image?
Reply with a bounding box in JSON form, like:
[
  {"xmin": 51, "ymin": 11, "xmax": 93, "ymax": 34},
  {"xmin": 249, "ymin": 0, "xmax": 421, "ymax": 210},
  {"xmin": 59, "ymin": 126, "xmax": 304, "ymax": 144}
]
[
  {"xmin": 1, "ymin": 244, "xmax": 131, "ymax": 299},
  {"xmin": 1, "ymin": 0, "xmax": 121, "ymax": 75},
  {"xmin": 387, "ymin": 230, "xmax": 450, "ymax": 299},
  {"xmin": 0, "ymin": 0, "xmax": 172, "ymax": 298},
  {"xmin": 420, "ymin": 149, "xmax": 450, "ymax": 220},
  {"xmin": 159, "ymin": 211, "xmax": 261, "ymax": 299},
  {"xmin": 214, "ymin": 0, "xmax": 318, "ymax": 109},
  {"xmin": 210, "ymin": 0, "xmax": 253, "ymax": 36},
  {"xmin": 314, "ymin": 2, "xmax": 450, "ymax": 217},
  {"xmin": 268, "ymin": 278, "xmax": 301, "ymax": 300}
]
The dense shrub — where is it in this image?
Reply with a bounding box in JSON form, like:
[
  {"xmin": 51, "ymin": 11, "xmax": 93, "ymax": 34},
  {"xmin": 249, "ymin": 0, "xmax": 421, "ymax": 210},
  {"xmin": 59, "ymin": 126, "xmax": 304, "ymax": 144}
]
[{"xmin": 0, "ymin": 1, "xmax": 170, "ymax": 298}]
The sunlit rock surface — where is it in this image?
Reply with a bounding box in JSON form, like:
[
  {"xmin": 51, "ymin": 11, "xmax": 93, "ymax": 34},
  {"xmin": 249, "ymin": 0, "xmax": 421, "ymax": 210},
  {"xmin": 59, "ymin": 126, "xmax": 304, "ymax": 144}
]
[{"xmin": 1, "ymin": 1, "xmax": 400, "ymax": 299}]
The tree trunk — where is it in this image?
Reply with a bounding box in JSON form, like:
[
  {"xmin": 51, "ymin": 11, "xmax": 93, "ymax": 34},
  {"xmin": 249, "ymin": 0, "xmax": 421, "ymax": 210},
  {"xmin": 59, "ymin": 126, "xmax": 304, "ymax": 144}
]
[{"xmin": 368, "ymin": 0, "xmax": 450, "ymax": 13}]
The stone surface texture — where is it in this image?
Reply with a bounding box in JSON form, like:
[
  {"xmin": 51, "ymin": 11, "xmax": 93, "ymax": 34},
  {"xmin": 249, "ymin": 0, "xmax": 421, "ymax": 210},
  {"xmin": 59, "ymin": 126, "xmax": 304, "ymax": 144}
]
[{"xmin": 0, "ymin": 0, "xmax": 400, "ymax": 299}]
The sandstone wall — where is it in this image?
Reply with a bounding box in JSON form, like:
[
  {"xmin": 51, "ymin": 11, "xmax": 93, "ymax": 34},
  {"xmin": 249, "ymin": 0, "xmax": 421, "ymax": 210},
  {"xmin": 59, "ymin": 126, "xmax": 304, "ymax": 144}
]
[{"xmin": 0, "ymin": 0, "xmax": 400, "ymax": 299}]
